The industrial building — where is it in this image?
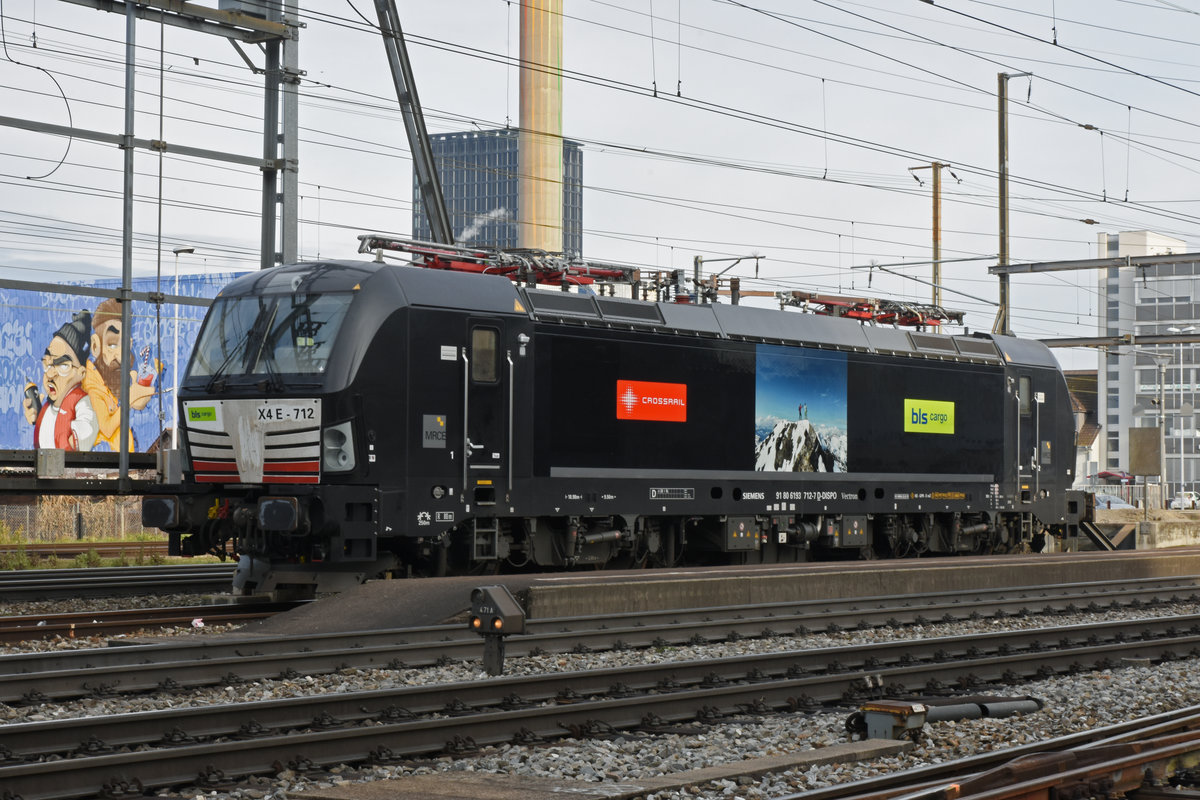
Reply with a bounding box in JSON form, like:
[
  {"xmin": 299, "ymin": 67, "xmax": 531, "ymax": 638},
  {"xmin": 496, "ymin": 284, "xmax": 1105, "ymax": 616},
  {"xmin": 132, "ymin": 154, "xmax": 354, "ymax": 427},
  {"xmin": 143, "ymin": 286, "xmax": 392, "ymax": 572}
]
[{"xmin": 412, "ymin": 129, "xmax": 583, "ymax": 257}]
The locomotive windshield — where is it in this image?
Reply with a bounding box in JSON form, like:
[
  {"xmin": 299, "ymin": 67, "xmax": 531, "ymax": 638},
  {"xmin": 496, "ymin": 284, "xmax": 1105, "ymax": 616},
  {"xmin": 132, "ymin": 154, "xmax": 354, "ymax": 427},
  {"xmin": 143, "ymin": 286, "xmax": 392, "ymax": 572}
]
[{"xmin": 189, "ymin": 292, "xmax": 352, "ymax": 383}]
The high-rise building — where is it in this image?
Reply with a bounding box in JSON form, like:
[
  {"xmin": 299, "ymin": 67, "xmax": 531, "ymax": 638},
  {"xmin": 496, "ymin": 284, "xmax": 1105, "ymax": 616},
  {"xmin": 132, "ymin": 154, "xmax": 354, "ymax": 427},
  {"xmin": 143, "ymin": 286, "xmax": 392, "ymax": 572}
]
[
  {"xmin": 412, "ymin": 129, "xmax": 583, "ymax": 257},
  {"xmin": 1096, "ymin": 231, "xmax": 1197, "ymax": 492}
]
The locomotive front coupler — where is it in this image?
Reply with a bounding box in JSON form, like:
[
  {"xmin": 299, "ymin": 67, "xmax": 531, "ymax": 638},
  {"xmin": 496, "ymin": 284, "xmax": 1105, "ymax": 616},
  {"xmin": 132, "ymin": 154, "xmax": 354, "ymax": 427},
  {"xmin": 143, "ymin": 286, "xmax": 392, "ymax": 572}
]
[{"xmin": 241, "ymin": 496, "xmax": 311, "ymax": 535}]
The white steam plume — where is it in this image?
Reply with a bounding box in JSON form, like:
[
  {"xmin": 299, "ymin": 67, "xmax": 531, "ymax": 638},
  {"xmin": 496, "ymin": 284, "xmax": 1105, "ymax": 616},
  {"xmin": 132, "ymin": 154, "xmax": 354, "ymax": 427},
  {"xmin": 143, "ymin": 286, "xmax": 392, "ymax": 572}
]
[{"xmin": 457, "ymin": 207, "xmax": 511, "ymax": 243}]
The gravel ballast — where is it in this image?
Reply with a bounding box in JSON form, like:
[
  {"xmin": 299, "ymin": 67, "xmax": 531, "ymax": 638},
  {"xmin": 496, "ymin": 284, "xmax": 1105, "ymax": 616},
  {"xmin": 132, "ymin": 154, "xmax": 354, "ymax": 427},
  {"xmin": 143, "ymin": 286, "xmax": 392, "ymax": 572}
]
[{"xmin": 2, "ymin": 593, "xmax": 1198, "ymax": 799}]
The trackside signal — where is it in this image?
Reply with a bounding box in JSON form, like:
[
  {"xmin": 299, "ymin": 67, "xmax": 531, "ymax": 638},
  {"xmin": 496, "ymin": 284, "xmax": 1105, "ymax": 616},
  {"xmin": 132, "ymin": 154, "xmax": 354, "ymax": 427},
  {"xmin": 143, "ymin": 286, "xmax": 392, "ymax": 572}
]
[{"xmin": 468, "ymin": 585, "xmax": 525, "ymax": 675}]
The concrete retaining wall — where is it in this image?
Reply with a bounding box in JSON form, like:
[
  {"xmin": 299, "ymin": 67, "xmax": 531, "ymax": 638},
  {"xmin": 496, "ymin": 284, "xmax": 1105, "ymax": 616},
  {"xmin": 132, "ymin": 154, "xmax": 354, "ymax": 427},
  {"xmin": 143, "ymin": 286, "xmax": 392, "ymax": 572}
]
[{"xmin": 1137, "ymin": 521, "xmax": 1200, "ymax": 549}]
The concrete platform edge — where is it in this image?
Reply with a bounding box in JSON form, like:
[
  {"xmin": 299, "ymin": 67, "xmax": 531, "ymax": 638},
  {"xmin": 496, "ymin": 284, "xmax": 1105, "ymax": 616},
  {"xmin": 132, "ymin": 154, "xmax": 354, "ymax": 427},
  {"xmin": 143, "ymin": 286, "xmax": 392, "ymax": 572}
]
[{"xmin": 524, "ymin": 552, "xmax": 1200, "ymax": 618}]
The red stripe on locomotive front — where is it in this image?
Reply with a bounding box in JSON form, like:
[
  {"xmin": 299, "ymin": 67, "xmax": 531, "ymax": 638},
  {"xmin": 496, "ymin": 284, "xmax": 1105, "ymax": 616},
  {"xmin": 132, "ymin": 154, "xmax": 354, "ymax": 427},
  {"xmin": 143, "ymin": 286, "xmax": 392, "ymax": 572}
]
[
  {"xmin": 263, "ymin": 461, "xmax": 321, "ymax": 473},
  {"xmin": 192, "ymin": 460, "xmax": 238, "ymax": 472}
]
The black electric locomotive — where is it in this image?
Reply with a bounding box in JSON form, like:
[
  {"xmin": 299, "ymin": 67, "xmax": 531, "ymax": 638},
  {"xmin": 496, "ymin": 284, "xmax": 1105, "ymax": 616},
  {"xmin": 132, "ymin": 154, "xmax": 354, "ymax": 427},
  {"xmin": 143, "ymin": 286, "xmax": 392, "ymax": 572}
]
[{"xmin": 143, "ymin": 246, "xmax": 1087, "ymax": 596}]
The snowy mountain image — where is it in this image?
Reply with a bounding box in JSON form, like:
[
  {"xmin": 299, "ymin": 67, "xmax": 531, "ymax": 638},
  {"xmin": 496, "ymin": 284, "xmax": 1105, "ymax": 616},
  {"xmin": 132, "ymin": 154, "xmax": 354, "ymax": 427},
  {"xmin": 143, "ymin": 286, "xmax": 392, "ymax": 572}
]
[
  {"xmin": 753, "ymin": 343, "xmax": 849, "ymax": 473},
  {"xmin": 754, "ymin": 419, "xmax": 847, "ymax": 473}
]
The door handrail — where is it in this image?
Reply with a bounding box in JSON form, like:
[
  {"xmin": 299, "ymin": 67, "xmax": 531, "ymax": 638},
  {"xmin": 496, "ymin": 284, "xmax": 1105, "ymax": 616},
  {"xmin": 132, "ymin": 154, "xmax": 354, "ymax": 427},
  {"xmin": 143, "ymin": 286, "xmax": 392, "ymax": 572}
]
[
  {"xmin": 461, "ymin": 347, "xmax": 469, "ymax": 497},
  {"xmin": 507, "ymin": 350, "xmax": 514, "ymax": 497}
]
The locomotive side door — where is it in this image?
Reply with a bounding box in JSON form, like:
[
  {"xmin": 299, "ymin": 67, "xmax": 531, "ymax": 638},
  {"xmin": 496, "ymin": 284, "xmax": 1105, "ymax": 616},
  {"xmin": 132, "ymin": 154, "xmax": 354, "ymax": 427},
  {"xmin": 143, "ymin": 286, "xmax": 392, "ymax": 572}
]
[{"xmin": 463, "ymin": 319, "xmax": 509, "ymax": 510}]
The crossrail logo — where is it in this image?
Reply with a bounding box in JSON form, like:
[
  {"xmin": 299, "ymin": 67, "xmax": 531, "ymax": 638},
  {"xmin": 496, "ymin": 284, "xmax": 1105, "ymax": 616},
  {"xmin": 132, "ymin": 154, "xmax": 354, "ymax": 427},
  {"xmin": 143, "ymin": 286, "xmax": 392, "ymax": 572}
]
[
  {"xmin": 619, "ymin": 385, "xmax": 638, "ymax": 415},
  {"xmin": 616, "ymin": 379, "xmax": 687, "ymax": 422}
]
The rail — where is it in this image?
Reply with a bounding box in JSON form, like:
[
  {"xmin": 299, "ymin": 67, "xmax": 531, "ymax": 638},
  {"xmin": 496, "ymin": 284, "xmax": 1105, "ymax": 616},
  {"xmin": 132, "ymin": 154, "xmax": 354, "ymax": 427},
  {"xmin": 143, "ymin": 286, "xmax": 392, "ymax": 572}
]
[
  {"xmin": 2, "ymin": 575, "xmax": 1195, "ymax": 701},
  {"xmin": 2, "ymin": 611, "xmax": 1199, "ymax": 798},
  {"xmin": 0, "ymin": 601, "xmax": 299, "ymax": 643}
]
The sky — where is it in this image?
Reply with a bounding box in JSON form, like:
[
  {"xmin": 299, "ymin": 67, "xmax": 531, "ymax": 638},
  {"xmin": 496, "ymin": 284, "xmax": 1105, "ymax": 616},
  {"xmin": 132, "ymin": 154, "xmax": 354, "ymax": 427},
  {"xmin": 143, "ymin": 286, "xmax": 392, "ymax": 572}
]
[
  {"xmin": 755, "ymin": 344, "xmax": 847, "ymax": 431},
  {"xmin": 3, "ymin": 1, "xmax": 1200, "ymax": 373}
]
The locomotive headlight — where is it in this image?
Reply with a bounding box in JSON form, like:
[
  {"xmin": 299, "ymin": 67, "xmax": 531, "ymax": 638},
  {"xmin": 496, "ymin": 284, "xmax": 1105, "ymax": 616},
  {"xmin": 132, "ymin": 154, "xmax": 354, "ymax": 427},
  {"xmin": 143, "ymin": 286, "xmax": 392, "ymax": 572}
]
[{"xmin": 322, "ymin": 421, "xmax": 356, "ymax": 472}]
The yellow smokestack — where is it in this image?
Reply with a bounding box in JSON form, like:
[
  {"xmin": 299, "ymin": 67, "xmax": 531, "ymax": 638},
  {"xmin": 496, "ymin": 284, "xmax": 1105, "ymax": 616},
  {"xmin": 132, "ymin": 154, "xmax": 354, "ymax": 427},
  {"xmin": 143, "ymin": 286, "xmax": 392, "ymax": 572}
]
[{"xmin": 518, "ymin": 0, "xmax": 563, "ymax": 253}]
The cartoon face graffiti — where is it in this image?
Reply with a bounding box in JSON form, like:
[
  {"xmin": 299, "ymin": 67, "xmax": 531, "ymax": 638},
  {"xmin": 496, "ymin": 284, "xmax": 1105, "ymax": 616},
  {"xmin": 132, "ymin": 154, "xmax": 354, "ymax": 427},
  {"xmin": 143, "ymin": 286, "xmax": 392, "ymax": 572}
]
[
  {"xmin": 81, "ymin": 298, "xmax": 157, "ymax": 452},
  {"xmin": 91, "ymin": 298, "xmax": 125, "ymax": 396},
  {"xmin": 42, "ymin": 335, "xmax": 88, "ymax": 407},
  {"xmin": 23, "ymin": 310, "xmax": 99, "ymax": 451}
]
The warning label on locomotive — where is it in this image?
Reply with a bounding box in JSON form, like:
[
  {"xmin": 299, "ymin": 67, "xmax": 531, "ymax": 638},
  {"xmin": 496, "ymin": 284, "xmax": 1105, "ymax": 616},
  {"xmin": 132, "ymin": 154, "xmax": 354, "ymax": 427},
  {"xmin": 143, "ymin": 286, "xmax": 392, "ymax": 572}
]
[
  {"xmin": 903, "ymin": 398, "xmax": 955, "ymax": 434},
  {"xmin": 616, "ymin": 380, "xmax": 687, "ymax": 422}
]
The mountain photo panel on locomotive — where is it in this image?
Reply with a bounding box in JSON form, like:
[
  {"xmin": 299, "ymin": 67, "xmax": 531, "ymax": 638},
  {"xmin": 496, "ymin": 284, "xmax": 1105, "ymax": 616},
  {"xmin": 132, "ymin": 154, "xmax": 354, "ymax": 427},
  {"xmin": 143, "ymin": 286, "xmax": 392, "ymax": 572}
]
[{"xmin": 754, "ymin": 344, "xmax": 848, "ymax": 473}]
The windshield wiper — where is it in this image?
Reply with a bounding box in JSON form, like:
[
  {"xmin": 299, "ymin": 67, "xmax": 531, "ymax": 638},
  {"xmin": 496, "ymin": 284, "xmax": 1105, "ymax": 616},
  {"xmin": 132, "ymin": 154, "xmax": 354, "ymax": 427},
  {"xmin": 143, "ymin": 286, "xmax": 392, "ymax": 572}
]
[
  {"xmin": 205, "ymin": 331, "xmax": 251, "ymax": 394},
  {"xmin": 205, "ymin": 300, "xmax": 273, "ymax": 393},
  {"xmin": 258, "ymin": 351, "xmax": 283, "ymax": 393},
  {"xmin": 248, "ymin": 303, "xmax": 283, "ymax": 393}
]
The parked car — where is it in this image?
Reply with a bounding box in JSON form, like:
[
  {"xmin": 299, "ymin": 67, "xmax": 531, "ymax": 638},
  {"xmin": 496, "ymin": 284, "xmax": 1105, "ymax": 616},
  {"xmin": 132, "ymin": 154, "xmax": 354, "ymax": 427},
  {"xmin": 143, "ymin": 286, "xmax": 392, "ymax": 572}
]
[
  {"xmin": 1170, "ymin": 491, "xmax": 1200, "ymax": 510},
  {"xmin": 1094, "ymin": 493, "xmax": 1135, "ymax": 510}
]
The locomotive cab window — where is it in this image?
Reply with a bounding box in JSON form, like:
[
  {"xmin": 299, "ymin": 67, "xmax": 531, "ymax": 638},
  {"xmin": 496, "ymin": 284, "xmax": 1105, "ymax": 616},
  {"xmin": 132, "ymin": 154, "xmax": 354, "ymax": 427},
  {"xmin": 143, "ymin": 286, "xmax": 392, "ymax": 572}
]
[
  {"xmin": 471, "ymin": 327, "xmax": 499, "ymax": 383},
  {"xmin": 1018, "ymin": 376, "xmax": 1032, "ymax": 416},
  {"xmin": 189, "ymin": 291, "xmax": 353, "ymax": 381}
]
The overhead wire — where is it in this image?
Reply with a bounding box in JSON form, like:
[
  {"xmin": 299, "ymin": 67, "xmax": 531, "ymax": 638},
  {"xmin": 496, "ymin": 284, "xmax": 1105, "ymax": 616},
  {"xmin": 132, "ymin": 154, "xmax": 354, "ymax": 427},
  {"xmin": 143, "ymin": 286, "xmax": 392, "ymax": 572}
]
[
  {"xmin": 0, "ymin": 0, "xmax": 1195, "ymax": 338},
  {"xmin": 933, "ymin": 0, "xmax": 1200, "ymax": 100},
  {"xmin": 0, "ymin": 0, "xmax": 72, "ymax": 179},
  {"xmin": 292, "ymin": 4, "xmax": 1200, "ymax": 230},
  {"xmin": 728, "ymin": 0, "xmax": 1200, "ymax": 135},
  {"xmin": 6, "ymin": 4, "xmax": 1200, "ymax": 237},
  {"xmin": 0, "ymin": 54, "xmax": 1161, "ymax": 272}
]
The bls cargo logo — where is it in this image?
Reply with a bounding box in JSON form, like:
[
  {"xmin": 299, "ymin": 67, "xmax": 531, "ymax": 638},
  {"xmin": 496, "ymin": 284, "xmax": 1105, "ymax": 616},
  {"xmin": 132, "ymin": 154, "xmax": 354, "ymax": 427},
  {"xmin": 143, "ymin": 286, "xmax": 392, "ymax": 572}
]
[
  {"xmin": 904, "ymin": 398, "xmax": 955, "ymax": 434},
  {"xmin": 616, "ymin": 379, "xmax": 687, "ymax": 422},
  {"xmin": 187, "ymin": 405, "xmax": 217, "ymax": 423}
]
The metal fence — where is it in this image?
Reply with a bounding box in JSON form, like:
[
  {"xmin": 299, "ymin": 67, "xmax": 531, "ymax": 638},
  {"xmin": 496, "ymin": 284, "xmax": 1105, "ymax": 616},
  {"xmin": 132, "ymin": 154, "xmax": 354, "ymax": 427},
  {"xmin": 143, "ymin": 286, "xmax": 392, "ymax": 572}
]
[
  {"xmin": 0, "ymin": 497, "xmax": 156, "ymax": 541},
  {"xmin": 1078, "ymin": 483, "xmax": 1165, "ymax": 509}
]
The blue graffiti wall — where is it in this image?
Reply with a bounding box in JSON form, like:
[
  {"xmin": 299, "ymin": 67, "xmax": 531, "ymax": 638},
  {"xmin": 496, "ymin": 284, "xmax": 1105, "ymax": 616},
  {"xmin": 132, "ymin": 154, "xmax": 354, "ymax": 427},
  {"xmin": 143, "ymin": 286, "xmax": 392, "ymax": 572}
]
[{"xmin": 0, "ymin": 273, "xmax": 244, "ymax": 451}]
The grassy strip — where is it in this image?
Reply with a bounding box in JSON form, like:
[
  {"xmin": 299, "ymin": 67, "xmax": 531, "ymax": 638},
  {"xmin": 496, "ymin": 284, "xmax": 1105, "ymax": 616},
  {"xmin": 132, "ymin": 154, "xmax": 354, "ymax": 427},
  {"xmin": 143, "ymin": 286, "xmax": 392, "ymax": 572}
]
[{"xmin": 0, "ymin": 545, "xmax": 224, "ymax": 571}]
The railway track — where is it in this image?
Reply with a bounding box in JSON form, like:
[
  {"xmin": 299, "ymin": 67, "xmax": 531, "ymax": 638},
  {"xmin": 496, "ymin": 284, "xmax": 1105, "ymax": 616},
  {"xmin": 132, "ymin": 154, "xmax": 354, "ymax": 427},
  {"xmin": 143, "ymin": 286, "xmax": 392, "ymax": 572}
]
[
  {"xmin": 1, "ymin": 609, "xmax": 1198, "ymax": 798},
  {"xmin": 1, "ymin": 575, "xmax": 1194, "ymax": 702},
  {"xmin": 0, "ymin": 562, "xmax": 236, "ymax": 599},
  {"xmin": 0, "ymin": 573, "xmax": 1198, "ymax": 798},
  {"xmin": 787, "ymin": 708, "xmax": 1200, "ymax": 800},
  {"xmin": 0, "ymin": 539, "xmax": 170, "ymax": 559},
  {"xmin": 0, "ymin": 601, "xmax": 303, "ymax": 643}
]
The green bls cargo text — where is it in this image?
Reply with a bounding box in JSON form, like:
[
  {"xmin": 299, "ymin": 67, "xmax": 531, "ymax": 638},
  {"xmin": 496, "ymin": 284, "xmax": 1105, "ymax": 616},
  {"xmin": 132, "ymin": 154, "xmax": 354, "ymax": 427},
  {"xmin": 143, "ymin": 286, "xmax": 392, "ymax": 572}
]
[
  {"xmin": 903, "ymin": 398, "xmax": 955, "ymax": 434},
  {"xmin": 187, "ymin": 406, "xmax": 217, "ymax": 423}
]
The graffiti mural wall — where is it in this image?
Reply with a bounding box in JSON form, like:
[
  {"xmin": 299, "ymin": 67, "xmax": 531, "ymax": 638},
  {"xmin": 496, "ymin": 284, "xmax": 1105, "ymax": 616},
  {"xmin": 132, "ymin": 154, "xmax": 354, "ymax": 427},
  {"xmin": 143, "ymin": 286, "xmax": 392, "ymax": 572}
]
[{"xmin": 0, "ymin": 273, "xmax": 242, "ymax": 452}]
